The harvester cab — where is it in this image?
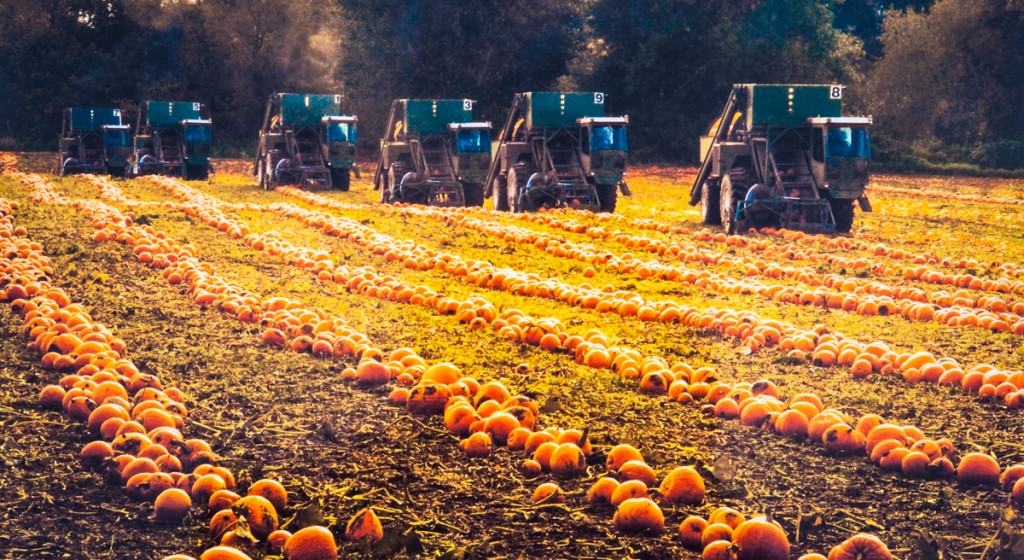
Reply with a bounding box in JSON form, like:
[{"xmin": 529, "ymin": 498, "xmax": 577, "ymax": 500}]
[
  {"xmin": 689, "ymin": 84, "xmax": 872, "ymax": 234},
  {"xmin": 254, "ymin": 93, "xmax": 357, "ymax": 191},
  {"xmin": 485, "ymin": 92, "xmax": 628, "ymax": 213},
  {"xmin": 58, "ymin": 108, "xmax": 131, "ymax": 177},
  {"xmin": 132, "ymin": 101, "xmax": 212, "ymax": 180},
  {"xmin": 374, "ymin": 99, "xmax": 491, "ymax": 207}
]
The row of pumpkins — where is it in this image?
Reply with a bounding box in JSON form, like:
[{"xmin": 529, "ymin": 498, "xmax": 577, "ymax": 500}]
[
  {"xmin": 4, "ymin": 173, "xmax": 387, "ymax": 559},
  {"xmin": 494, "ymin": 202, "xmax": 1024, "ymax": 304},
  {"xmin": 269, "ymin": 185, "xmax": 1024, "ymax": 414},
  {"xmin": 19, "ymin": 169, "xmax": 1011, "ymax": 556}
]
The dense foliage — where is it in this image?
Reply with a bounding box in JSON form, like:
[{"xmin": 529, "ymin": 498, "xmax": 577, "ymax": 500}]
[{"xmin": 1, "ymin": 0, "xmax": 1021, "ymax": 167}]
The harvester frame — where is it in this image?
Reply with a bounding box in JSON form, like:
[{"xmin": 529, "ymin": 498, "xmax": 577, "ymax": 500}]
[
  {"xmin": 58, "ymin": 108, "xmax": 131, "ymax": 177},
  {"xmin": 131, "ymin": 101, "xmax": 212, "ymax": 180},
  {"xmin": 254, "ymin": 93, "xmax": 357, "ymax": 191},
  {"xmin": 485, "ymin": 92, "xmax": 628, "ymax": 214},
  {"xmin": 374, "ymin": 99, "xmax": 491, "ymax": 207},
  {"xmin": 690, "ymin": 84, "xmax": 872, "ymax": 234}
]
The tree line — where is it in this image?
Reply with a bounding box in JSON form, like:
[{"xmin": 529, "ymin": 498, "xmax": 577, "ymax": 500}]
[{"xmin": 1, "ymin": 0, "xmax": 1021, "ymax": 169}]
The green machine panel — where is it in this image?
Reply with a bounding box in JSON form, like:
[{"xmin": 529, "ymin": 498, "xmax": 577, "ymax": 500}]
[
  {"xmin": 146, "ymin": 101, "xmax": 204, "ymax": 127},
  {"xmin": 524, "ymin": 92, "xmax": 606, "ymax": 129},
  {"xmin": 403, "ymin": 99, "xmax": 473, "ymax": 134},
  {"xmin": 280, "ymin": 94, "xmax": 342, "ymax": 126},
  {"xmin": 69, "ymin": 108, "xmax": 122, "ymax": 131},
  {"xmin": 742, "ymin": 84, "xmax": 842, "ymax": 128}
]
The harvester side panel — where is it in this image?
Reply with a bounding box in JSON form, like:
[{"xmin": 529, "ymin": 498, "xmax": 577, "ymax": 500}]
[
  {"xmin": 146, "ymin": 101, "xmax": 203, "ymax": 127},
  {"xmin": 744, "ymin": 84, "xmax": 841, "ymax": 129},
  {"xmin": 403, "ymin": 99, "xmax": 473, "ymax": 134},
  {"xmin": 524, "ymin": 92, "xmax": 605, "ymax": 129},
  {"xmin": 279, "ymin": 94, "xmax": 342, "ymax": 126},
  {"xmin": 69, "ymin": 108, "xmax": 122, "ymax": 132}
]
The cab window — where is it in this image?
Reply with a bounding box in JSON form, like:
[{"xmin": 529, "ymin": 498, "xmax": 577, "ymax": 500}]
[
  {"xmin": 826, "ymin": 127, "xmax": 869, "ymax": 158},
  {"xmin": 590, "ymin": 126, "xmax": 627, "ymax": 152},
  {"xmin": 328, "ymin": 123, "xmax": 356, "ymax": 143},
  {"xmin": 457, "ymin": 129, "xmax": 490, "ymax": 153}
]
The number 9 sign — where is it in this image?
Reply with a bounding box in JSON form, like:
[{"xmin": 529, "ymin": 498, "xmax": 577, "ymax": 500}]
[{"xmin": 594, "ymin": 92, "xmax": 605, "ymax": 104}]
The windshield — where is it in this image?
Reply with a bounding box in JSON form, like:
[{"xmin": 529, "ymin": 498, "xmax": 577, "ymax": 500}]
[
  {"xmin": 184, "ymin": 125, "xmax": 211, "ymax": 144},
  {"xmin": 457, "ymin": 129, "xmax": 490, "ymax": 153},
  {"xmin": 104, "ymin": 130, "xmax": 130, "ymax": 147},
  {"xmin": 327, "ymin": 122, "xmax": 356, "ymax": 143},
  {"xmin": 826, "ymin": 127, "xmax": 869, "ymax": 158},
  {"xmin": 590, "ymin": 126, "xmax": 628, "ymax": 152}
]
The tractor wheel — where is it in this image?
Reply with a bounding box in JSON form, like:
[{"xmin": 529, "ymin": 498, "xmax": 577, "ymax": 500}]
[
  {"xmin": 596, "ymin": 183, "xmax": 618, "ymax": 213},
  {"xmin": 108, "ymin": 166, "xmax": 126, "ymax": 179},
  {"xmin": 380, "ymin": 172, "xmax": 391, "ymax": 203},
  {"xmin": 186, "ymin": 164, "xmax": 209, "ymax": 181},
  {"xmin": 330, "ymin": 167, "xmax": 351, "ymax": 191},
  {"xmin": 700, "ymin": 180, "xmax": 721, "ymax": 225},
  {"xmin": 258, "ymin": 160, "xmax": 269, "ymax": 190},
  {"xmin": 720, "ymin": 170, "xmax": 748, "ymax": 234},
  {"xmin": 388, "ymin": 162, "xmax": 408, "ymax": 203},
  {"xmin": 831, "ymin": 199, "xmax": 856, "ymax": 233},
  {"xmin": 463, "ymin": 183, "xmax": 485, "ymax": 207},
  {"xmin": 507, "ymin": 166, "xmax": 522, "ymax": 212},
  {"xmin": 493, "ymin": 176, "xmax": 509, "ymax": 211}
]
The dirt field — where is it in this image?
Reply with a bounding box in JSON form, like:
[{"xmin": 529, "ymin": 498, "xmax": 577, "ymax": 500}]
[{"xmin": 2, "ymin": 153, "xmax": 1023, "ymax": 560}]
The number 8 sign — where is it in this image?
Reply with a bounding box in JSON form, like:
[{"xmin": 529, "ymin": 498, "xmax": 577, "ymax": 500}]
[{"xmin": 829, "ymin": 86, "xmax": 842, "ymax": 100}]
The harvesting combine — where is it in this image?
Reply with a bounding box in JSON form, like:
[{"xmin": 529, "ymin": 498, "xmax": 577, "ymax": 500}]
[
  {"xmin": 690, "ymin": 84, "xmax": 872, "ymax": 233},
  {"xmin": 254, "ymin": 93, "xmax": 357, "ymax": 190},
  {"xmin": 57, "ymin": 108, "xmax": 131, "ymax": 177},
  {"xmin": 131, "ymin": 100, "xmax": 212, "ymax": 180},
  {"xmin": 374, "ymin": 99, "xmax": 491, "ymax": 206},
  {"xmin": 486, "ymin": 91, "xmax": 628, "ymax": 213}
]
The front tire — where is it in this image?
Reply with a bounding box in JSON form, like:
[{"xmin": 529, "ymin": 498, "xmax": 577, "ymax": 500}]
[
  {"xmin": 830, "ymin": 199, "xmax": 855, "ymax": 233},
  {"xmin": 700, "ymin": 180, "xmax": 721, "ymax": 225},
  {"xmin": 463, "ymin": 183, "xmax": 485, "ymax": 207},
  {"xmin": 493, "ymin": 176, "xmax": 509, "ymax": 211},
  {"xmin": 330, "ymin": 167, "xmax": 351, "ymax": 191},
  {"xmin": 387, "ymin": 162, "xmax": 408, "ymax": 203},
  {"xmin": 720, "ymin": 171, "xmax": 747, "ymax": 234},
  {"xmin": 596, "ymin": 183, "xmax": 618, "ymax": 213}
]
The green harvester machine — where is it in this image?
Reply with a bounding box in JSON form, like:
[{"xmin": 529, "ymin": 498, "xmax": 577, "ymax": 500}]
[
  {"xmin": 254, "ymin": 93, "xmax": 357, "ymax": 191},
  {"xmin": 58, "ymin": 108, "xmax": 131, "ymax": 177},
  {"xmin": 486, "ymin": 92, "xmax": 629, "ymax": 213},
  {"xmin": 374, "ymin": 99, "xmax": 491, "ymax": 206},
  {"xmin": 690, "ymin": 84, "xmax": 872, "ymax": 233},
  {"xmin": 132, "ymin": 101, "xmax": 212, "ymax": 180}
]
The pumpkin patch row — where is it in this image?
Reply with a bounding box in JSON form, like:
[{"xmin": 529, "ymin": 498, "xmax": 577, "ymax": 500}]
[
  {"xmin": 3, "ymin": 172, "xmax": 386, "ymax": 560},
  {"xmin": 867, "ymin": 182, "xmax": 1024, "ymax": 207},
  {"xmin": 127, "ymin": 179, "xmax": 1024, "ymax": 496},
  {"xmin": 0, "ymin": 186, "xmax": 343, "ymax": 560},
  {"xmin": 436, "ymin": 208, "xmax": 1024, "ymax": 332},
  {"xmin": 264, "ymin": 185, "xmax": 1024, "ymax": 414},
  {"xmin": 38, "ymin": 173, "xmax": 687, "ymax": 556}
]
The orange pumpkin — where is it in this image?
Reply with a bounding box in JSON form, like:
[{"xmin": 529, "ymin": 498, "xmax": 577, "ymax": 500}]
[
  {"xmin": 345, "ymin": 508, "xmax": 384, "ymax": 542},
  {"xmin": 587, "ymin": 477, "xmax": 620, "ymax": 506},
  {"xmin": 617, "ymin": 460, "xmax": 657, "ymax": 486},
  {"xmin": 827, "ymin": 533, "xmax": 893, "ymax": 560},
  {"xmin": 549, "ymin": 443, "xmax": 586, "ymax": 478},
  {"xmin": 406, "ymin": 382, "xmax": 452, "ymax": 415},
  {"xmin": 606, "ymin": 444, "xmax": 644, "ymax": 471},
  {"xmin": 957, "ymin": 452, "xmax": 1000, "ymax": 485},
  {"xmin": 247, "ymin": 479, "xmax": 288, "ymax": 513},
  {"xmin": 678, "ymin": 515, "xmax": 708, "ymax": 550},
  {"xmin": 198, "ymin": 547, "xmax": 252, "ymax": 560},
  {"xmin": 732, "ymin": 517, "xmax": 789, "ymax": 560},
  {"xmin": 282, "ymin": 525, "xmax": 337, "ymax": 560},
  {"xmin": 232, "ymin": 495, "xmax": 278, "ymax": 540},
  {"xmin": 775, "ymin": 409, "xmax": 809, "ymax": 439},
  {"xmin": 532, "ymin": 482, "xmax": 564, "ymax": 504},
  {"xmin": 612, "ymin": 497, "xmax": 664, "ymax": 535},
  {"xmin": 154, "ymin": 488, "xmax": 192, "ymax": 522},
  {"xmin": 658, "ymin": 466, "xmax": 705, "ymax": 505},
  {"xmin": 610, "ymin": 479, "xmax": 648, "ymax": 506}
]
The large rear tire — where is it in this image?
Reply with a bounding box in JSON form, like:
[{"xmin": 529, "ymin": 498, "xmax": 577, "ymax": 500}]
[
  {"xmin": 700, "ymin": 180, "xmax": 721, "ymax": 225},
  {"xmin": 596, "ymin": 183, "xmax": 618, "ymax": 213},
  {"xmin": 387, "ymin": 162, "xmax": 408, "ymax": 203},
  {"xmin": 330, "ymin": 167, "xmax": 350, "ymax": 191},
  {"xmin": 108, "ymin": 166, "xmax": 126, "ymax": 179},
  {"xmin": 493, "ymin": 176, "xmax": 509, "ymax": 211},
  {"xmin": 507, "ymin": 166, "xmax": 523, "ymax": 212},
  {"xmin": 831, "ymin": 199, "xmax": 855, "ymax": 233},
  {"xmin": 463, "ymin": 183, "xmax": 485, "ymax": 207},
  {"xmin": 720, "ymin": 170, "xmax": 747, "ymax": 234}
]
